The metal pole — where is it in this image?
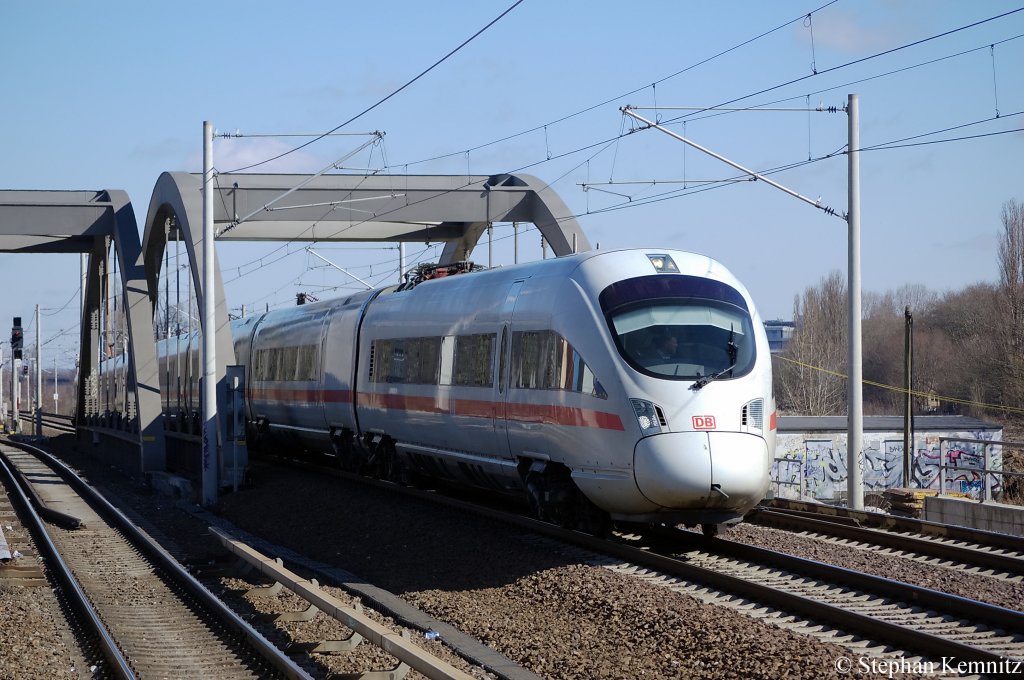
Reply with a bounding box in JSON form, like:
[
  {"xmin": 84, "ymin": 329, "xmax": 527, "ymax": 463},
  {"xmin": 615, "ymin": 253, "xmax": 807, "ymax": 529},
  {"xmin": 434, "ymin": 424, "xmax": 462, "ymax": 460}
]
[
  {"xmin": 541, "ymin": 236, "xmax": 547, "ymax": 260},
  {"xmin": 165, "ymin": 221, "xmax": 171, "ymax": 341},
  {"xmin": 513, "ymin": 222, "xmax": 519, "ymax": 264},
  {"xmin": 53, "ymin": 354, "xmax": 57, "ymax": 415},
  {"xmin": 13, "ymin": 357, "xmax": 19, "ymax": 433},
  {"xmin": 164, "ymin": 221, "xmax": 171, "ymax": 424},
  {"xmin": 80, "ymin": 252, "xmax": 87, "ymax": 331},
  {"xmin": 399, "ymin": 242, "xmax": 406, "ymax": 284},
  {"xmin": 902, "ymin": 306, "xmax": 913, "ymax": 488},
  {"xmin": 488, "ymin": 224, "xmax": 493, "ymax": 268},
  {"xmin": 201, "ymin": 120, "xmax": 218, "ymax": 506},
  {"xmin": 939, "ymin": 441, "xmax": 947, "ymax": 494},
  {"xmin": 121, "ymin": 334, "xmax": 128, "ymax": 416},
  {"xmin": 847, "ymin": 94, "xmax": 864, "ymax": 510},
  {"xmin": 984, "ymin": 443, "xmax": 993, "ymax": 502},
  {"xmin": 175, "ymin": 228, "xmax": 181, "ymax": 419},
  {"xmin": 78, "ymin": 251, "xmax": 86, "ymax": 421},
  {"xmin": 186, "ymin": 249, "xmax": 193, "ymax": 431},
  {"xmin": 35, "ymin": 304, "xmax": 42, "ymax": 436},
  {"xmin": 0, "ymin": 342, "xmax": 4, "ymax": 427}
]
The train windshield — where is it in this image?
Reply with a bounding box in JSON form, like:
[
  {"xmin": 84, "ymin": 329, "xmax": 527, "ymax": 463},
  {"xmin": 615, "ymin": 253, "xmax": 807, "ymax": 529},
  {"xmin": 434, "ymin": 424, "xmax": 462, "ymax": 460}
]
[{"xmin": 599, "ymin": 275, "xmax": 756, "ymax": 381}]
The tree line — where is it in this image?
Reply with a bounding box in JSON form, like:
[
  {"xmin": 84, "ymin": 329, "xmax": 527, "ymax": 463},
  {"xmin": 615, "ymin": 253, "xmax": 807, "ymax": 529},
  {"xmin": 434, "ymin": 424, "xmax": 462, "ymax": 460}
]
[{"xmin": 775, "ymin": 199, "xmax": 1024, "ymax": 421}]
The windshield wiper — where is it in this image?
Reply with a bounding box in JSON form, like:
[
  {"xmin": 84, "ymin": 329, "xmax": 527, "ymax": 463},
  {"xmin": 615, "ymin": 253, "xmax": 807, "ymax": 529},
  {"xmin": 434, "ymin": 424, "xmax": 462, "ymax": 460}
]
[
  {"xmin": 690, "ymin": 362, "xmax": 736, "ymax": 390},
  {"xmin": 691, "ymin": 326, "xmax": 739, "ymax": 391}
]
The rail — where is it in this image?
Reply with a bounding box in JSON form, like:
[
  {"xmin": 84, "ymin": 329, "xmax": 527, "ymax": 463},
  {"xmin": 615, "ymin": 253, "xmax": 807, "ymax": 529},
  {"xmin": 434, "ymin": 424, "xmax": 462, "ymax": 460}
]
[
  {"xmin": 7, "ymin": 439, "xmax": 312, "ymax": 679},
  {"xmin": 12, "ymin": 410, "xmax": 75, "ymax": 435},
  {"xmin": 765, "ymin": 497, "xmax": 1024, "ymax": 552},
  {"xmin": 0, "ymin": 449, "xmax": 136, "ymax": 678},
  {"xmin": 747, "ymin": 506, "xmax": 1024, "ymax": 576},
  {"xmin": 264, "ymin": 451, "xmax": 1024, "ymax": 668},
  {"xmin": 211, "ymin": 526, "xmax": 475, "ymax": 680}
]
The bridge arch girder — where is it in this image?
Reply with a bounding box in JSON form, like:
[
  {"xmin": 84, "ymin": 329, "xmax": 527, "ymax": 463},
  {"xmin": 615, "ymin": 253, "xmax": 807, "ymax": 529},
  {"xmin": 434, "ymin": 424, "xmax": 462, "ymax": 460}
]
[{"xmin": 0, "ymin": 189, "xmax": 165, "ymax": 474}]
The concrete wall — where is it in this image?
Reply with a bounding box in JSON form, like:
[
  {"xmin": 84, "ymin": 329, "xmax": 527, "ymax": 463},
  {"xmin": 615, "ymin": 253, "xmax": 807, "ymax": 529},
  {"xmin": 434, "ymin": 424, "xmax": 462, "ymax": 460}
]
[
  {"xmin": 771, "ymin": 423, "xmax": 1003, "ymax": 503},
  {"xmin": 925, "ymin": 495, "xmax": 1024, "ymax": 537}
]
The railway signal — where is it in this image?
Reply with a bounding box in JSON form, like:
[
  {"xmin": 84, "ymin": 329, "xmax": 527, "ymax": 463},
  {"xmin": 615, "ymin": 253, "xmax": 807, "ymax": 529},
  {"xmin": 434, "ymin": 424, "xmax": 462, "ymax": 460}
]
[{"xmin": 11, "ymin": 317, "xmax": 23, "ymax": 360}]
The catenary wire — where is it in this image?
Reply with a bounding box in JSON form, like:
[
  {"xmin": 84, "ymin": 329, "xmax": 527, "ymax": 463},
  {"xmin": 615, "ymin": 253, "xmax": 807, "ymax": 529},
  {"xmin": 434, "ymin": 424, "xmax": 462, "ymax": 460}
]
[
  {"xmin": 211, "ymin": 4, "xmax": 906, "ymax": 274},
  {"xmin": 224, "ymin": 0, "xmax": 525, "ymax": 173},
  {"xmin": 657, "ymin": 33, "xmax": 1024, "ymax": 128},
  {"xmin": 217, "ymin": 9, "xmax": 1024, "ymax": 291},
  {"xmin": 390, "ymin": 1, "xmax": 840, "ymax": 169},
  {"xmin": 655, "ymin": 7, "xmax": 1024, "ymax": 127}
]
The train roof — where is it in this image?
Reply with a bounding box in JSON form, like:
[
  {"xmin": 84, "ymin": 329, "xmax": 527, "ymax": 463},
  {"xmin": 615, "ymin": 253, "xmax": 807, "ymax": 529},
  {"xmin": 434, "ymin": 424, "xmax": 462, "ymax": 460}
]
[{"xmin": 250, "ymin": 248, "xmax": 753, "ymax": 315}]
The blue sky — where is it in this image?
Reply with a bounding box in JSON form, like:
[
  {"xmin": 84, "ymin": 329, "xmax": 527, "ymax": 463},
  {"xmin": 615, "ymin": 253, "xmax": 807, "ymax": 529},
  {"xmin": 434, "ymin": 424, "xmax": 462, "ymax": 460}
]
[{"xmin": 1, "ymin": 1, "xmax": 1022, "ymax": 367}]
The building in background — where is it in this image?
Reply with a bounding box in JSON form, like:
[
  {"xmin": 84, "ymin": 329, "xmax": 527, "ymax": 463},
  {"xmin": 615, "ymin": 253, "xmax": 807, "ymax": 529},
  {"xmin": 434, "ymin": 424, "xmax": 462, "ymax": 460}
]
[{"xmin": 763, "ymin": 319, "xmax": 794, "ymax": 353}]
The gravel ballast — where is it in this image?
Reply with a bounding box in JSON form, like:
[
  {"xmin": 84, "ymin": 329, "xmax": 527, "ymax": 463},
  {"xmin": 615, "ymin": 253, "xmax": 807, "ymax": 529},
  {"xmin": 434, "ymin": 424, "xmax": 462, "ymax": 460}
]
[{"xmin": 3, "ymin": 435, "xmax": 971, "ymax": 678}]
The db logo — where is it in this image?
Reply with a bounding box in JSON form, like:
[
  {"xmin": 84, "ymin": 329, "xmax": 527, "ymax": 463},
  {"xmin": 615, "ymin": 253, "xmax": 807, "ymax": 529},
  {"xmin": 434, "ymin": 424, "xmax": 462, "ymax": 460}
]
[{"xmin": 692, "ymin": 415, "xmax": 717, "ymax": 430}]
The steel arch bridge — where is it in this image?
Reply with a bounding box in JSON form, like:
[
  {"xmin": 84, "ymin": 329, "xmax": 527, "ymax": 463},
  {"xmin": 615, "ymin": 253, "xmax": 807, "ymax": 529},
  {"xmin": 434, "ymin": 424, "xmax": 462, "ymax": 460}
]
[{"xmin": 0, "ymin": 173, "xmax": 587, "ymax": 497}]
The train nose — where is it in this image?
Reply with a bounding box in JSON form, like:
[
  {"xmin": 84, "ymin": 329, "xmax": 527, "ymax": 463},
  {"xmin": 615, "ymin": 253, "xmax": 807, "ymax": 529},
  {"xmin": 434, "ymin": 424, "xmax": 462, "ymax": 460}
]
[{"xmin": 633, "ymin": 432, "xmax": 769, "ymax": 510}]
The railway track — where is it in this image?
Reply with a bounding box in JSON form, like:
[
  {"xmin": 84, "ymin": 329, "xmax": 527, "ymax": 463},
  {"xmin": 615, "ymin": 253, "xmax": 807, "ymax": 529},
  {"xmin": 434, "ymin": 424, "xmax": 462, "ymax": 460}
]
[
  {"xmin": 0, "ymin": 469, "xmax": 47, "ymax": 589},
  {"xmin": 12, "ymin": 409, "xmax": 75, "ymax": 435},
  {"xmin": 262, "ymin": 452, "xmax": 1024, "ymax": 673},
  {"xmin": 748, "ymin": 503, "xmax": 1024, "ymax": 580},
  {"xmin": 0, "ymin": 438, "xmax": 310, "ymax": 679},
  {"xmin": 637, "ymin": 526, "xmax": 1024, "ymax": 666}
]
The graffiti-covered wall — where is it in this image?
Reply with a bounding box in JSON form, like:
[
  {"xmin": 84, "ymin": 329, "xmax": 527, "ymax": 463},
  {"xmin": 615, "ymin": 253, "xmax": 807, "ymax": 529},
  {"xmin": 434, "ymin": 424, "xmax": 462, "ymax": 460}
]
[{"xmin": 771, "ymin": 416, "xmax": 1003, "ymax": 503}]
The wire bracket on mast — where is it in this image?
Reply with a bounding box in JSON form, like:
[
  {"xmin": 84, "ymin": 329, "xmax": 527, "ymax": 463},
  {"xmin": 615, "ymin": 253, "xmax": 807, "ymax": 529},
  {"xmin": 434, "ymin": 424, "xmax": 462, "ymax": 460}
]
[
  {"xmin": 216, "ymin": 132, "xmax": 385, "ymax": 238},
  {"xmin": 620, "ymin": 106, "xmax": 846, "ymax": 222}
]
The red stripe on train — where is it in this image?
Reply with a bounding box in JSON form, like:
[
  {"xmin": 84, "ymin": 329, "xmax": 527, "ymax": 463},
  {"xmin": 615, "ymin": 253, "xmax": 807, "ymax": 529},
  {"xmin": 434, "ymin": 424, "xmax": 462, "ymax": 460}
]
[
  {"xmin": 249, "ymin": 386, "xmax": 623, "ymax": 431},
  {"xmin": 250, "ymin": 385, "xmax": 626, "ymax": 432}
]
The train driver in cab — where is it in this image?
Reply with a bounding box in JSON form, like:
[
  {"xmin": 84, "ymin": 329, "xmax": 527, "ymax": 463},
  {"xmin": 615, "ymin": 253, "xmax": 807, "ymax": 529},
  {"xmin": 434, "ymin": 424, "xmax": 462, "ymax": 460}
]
[{"xmin": 641, "ymin": 327, "xmax": 678, "ymax": 366}]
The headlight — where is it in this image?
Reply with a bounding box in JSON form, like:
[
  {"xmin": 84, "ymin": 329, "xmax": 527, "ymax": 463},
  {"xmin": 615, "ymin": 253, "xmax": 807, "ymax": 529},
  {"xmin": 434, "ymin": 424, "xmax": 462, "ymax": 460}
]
[{"xmin": 630, "ymin": 398, "xmax": 664, "ymax": 435}]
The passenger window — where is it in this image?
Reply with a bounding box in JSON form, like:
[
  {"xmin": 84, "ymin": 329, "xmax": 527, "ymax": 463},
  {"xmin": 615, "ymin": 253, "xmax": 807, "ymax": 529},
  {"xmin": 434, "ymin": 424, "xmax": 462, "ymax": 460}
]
[
  {"xmin": 404, "ymin": 337, "xmax": 442, "ymax": 384},
  {"xmin": 512, "ymin": 330, "xmax": 606, "ymax": 398},
  {"xmin": 453, "ymin": 334, "xmax": 495, "ymax": 387},
  {"xmin": 370, "ymin": 337, "xmax": 442, "ymax": 385}
]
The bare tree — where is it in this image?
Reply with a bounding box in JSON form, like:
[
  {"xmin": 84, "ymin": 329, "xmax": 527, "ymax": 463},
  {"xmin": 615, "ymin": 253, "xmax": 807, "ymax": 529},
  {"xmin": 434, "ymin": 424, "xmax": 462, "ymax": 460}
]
[
  {"xmin": 998, "ymin": 199, "xmax": 1024, "ymax": 410},
  {"xmin": 775, "ymin": 200, "xmax": 1021, "ymax": 420},
  {"xmin": 861, "ymin": 299, "xmax": 903, "ymax": 414},
  {"xmin": 777, "ymin": 270, "xmax": 848, "ymax": 415},
  {"xmin": 920, "ymin": 284, "xmax": 1003, "ymax": 416}
]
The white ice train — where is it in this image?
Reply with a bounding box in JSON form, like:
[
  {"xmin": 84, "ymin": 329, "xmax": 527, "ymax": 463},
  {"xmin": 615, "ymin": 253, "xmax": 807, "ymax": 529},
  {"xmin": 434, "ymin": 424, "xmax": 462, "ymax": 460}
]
[{"xmin": 102, "ymin": 249, "xmax": 776, "ymax": 534}]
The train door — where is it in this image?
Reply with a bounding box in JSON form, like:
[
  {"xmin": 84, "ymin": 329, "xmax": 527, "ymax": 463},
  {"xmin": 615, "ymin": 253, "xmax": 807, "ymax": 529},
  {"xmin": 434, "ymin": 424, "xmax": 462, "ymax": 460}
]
[{"xmin": 494, "ymin": 280, "xmax": 524, "ymax": 459}]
